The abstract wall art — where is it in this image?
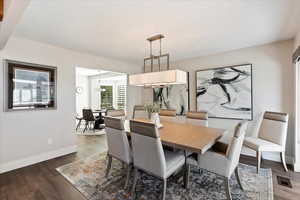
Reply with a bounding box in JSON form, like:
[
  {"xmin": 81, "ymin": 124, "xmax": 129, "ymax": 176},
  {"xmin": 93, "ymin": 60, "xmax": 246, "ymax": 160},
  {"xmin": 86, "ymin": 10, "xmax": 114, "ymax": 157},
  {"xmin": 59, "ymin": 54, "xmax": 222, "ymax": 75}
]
[
  {"xmin": 153, "ymin": 72, "xmax": 190, "ymax": 115},
  {"xmin": 196, "ymin": 64, "xmax": 253, "ymax": 120}
]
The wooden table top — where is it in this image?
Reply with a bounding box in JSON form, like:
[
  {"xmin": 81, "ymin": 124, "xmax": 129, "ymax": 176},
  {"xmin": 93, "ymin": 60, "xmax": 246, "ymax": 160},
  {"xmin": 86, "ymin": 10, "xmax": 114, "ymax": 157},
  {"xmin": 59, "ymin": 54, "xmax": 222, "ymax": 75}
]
[
  {"xmin": 93, "ymin": 109, "xmax": 107, "ymax": 113},
  {"xmin": 124, "ymin": 119, "xmax": 225, "ymax": 154}
]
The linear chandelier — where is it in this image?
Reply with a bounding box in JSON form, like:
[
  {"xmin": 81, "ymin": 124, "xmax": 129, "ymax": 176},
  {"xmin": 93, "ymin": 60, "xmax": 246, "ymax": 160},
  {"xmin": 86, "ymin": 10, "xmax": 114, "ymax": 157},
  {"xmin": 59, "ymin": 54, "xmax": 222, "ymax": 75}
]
[{"xmin": 129, "ymin": 34, "xmax": 187, "ymax": 87}]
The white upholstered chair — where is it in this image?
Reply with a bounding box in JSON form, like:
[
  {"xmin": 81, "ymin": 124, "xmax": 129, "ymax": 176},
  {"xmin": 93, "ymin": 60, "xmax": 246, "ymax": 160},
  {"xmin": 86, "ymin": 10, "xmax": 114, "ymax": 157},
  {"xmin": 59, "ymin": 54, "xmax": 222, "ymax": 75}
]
[
  {"xmin": 186, "ymin": 111, "xmax": 208, "ymax": 127},
  {"xmin": 104, "ymin": 117, "xmax": 132, "ymax": 189},
  {"xmin": 130, "ymin": 120, "xmax": 185, "ymax": 200},
  {"xmin": 159, "ymin": 109, "xmax": 177, "ymax": 122},
  {"xmin": 244, "ymin": 111, "xmax": 289, "ymax": 173},
  {"xmin": 187, "ymin": 121, "xmax": 248, "ymax": 200},
  {"xmin": 132, "ymin": 105, "xmax": 148, "ymax": 119}
]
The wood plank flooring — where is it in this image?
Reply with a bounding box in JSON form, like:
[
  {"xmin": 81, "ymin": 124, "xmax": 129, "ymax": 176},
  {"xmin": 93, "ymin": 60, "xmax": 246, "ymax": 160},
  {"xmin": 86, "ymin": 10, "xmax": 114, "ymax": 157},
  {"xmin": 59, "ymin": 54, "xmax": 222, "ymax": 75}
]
[{"xmin": 0, "ymin": 135, "xmax": 299, "ymax": 200}]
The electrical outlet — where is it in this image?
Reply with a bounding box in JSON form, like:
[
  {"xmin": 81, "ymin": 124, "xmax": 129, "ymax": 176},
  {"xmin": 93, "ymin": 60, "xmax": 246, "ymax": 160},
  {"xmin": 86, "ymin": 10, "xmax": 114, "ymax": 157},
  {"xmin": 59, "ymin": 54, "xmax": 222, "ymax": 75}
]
[{"xmin": 47, "ymin": 138, "xmax": 53, "ymax": 145}]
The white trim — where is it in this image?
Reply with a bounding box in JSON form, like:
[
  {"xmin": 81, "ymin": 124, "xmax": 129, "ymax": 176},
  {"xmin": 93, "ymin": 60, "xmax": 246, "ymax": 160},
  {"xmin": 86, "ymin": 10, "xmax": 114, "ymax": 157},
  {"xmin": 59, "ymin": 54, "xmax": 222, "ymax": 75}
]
[
  {"xmin": 294, "ymin": 61, "xmax": 300, "ymax": 171},
  {"xmin": 294, "ymin": 162, "xmax": 300, "ymax": 172},
  {"xmin": 0, "ymin": 145, "xmax": 77, "ymax": 174}
]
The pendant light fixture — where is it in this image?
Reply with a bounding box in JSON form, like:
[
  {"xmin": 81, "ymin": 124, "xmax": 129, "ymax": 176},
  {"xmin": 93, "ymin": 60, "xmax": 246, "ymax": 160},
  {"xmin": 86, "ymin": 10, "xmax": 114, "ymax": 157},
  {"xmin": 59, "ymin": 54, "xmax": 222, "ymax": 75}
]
[{"xmin": 129, "ymin": 34, "xmax": 187, "ymax": 87}]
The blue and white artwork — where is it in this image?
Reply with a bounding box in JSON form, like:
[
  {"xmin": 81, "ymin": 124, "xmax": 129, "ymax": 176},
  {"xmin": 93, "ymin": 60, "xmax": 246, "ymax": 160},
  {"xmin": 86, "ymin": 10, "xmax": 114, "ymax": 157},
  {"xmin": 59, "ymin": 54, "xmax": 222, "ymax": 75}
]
[{"xmin": 196, "ymin": 64, "xmax": 253, "ymax": 120}]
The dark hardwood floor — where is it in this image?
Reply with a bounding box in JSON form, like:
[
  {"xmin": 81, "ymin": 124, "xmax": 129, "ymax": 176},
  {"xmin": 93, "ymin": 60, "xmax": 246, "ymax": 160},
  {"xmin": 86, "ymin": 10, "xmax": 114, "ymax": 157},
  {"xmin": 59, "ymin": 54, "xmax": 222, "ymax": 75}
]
[{"xmin": 0, "ymin": 135, "xmax": 299, "ymax": 200}]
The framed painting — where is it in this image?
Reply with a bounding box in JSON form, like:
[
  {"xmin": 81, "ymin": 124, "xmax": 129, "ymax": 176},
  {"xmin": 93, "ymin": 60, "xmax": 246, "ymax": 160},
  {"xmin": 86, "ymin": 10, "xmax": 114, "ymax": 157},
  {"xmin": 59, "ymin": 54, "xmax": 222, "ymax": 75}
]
[
  {"xmin": 4, "ymin": 60, "xmax": 57, "ymax": 111},
  {"xmin": 196, "ymin": 64, "xmax": 253, "ymax": 120}
]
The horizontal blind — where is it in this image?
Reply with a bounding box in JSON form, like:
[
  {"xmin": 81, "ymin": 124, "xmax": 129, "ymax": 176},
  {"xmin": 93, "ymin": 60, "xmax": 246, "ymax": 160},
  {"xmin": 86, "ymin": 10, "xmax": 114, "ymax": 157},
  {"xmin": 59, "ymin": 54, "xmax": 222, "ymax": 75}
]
[{"xmin": 117, "ymin": 85, "xmax": 126, "ymax": 109}]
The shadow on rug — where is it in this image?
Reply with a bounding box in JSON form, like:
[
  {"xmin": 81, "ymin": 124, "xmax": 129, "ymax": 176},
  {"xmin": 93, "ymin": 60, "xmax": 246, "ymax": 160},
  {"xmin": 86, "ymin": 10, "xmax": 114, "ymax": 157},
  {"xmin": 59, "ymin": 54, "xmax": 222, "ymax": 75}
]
[{"xmin": 57, "ymin": 153, "xmax": 273, "ymax": 200}]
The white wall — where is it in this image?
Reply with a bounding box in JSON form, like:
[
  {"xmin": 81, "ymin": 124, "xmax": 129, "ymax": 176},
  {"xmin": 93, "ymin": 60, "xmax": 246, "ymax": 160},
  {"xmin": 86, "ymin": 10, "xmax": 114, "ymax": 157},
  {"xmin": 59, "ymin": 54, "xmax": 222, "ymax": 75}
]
[
  {"xmin": 295, "ymin": 29, "xmax": 300, "ymax": 50},
  {"xmin": 75, "ymin": 74, "xmax": 89, "ymax": 115},
  {"xmin": 0, "ymin": 36, "xmax": 143, "ymax": 173},
  {"xmin": 158, "ymin": 40, "xmax": 295, "ymax": 162}
]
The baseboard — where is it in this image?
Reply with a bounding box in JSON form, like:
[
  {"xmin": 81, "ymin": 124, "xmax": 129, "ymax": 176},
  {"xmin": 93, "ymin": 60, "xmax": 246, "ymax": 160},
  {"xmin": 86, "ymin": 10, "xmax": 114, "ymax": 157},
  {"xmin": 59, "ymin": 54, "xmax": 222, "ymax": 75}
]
[
  {"xmin": 0, "ymin": 145, "xmax": 77, "ymax": 174},
  {"xmin": 293, "ymin": 163, "xmax": 300, "ymax": 172}
]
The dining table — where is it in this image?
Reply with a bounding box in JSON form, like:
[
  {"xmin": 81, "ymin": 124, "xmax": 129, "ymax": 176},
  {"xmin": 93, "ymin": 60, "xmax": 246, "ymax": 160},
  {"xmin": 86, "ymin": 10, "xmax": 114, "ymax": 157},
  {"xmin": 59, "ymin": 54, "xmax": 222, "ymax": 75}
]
[{"xmin": 123, "ymin": 119, "xmax": 226, "ymax": 188}]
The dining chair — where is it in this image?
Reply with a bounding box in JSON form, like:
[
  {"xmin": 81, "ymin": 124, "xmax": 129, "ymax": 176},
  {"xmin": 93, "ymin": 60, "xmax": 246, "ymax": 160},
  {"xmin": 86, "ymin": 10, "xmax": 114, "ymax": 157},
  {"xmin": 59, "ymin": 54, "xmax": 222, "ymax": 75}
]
[
  {"xmin": 159, "ymin": 109, "xmax": 177, "ymax": 122},
  {"xmin": 130, "ymin": 120, "xmax": 185, "ymax": 200},
  {"xmin": 244, "ymin": 111, "xmax": 289, "ymax": 173},
  {"xmin": 186, "ymin": 111, "xmax": 208, "ymax": 126},
  {"xmin": 104, "ymin": 117, "xmax": 132, "ymax": 189},
  {"xmin": 82, "ymin": 109, "xmax": 98, "ymax": 132},
  {"xmin": 132, "ymin": 105, "xmax": 147, "ymax": 119},
  {"xmin": 187, "ymin": 120, "xmax": 248, "ymax": 200},
  {"xmin": 106, "ymin": 109, "xmax": 126, "ymax": 119}
]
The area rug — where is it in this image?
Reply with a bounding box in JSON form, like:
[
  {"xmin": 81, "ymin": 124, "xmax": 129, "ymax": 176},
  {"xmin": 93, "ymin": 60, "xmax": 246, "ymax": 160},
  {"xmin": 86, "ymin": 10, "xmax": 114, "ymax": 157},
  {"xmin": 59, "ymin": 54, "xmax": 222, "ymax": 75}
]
[
  {"xmin": 57, "ymin": 153, "xmax": 273, "ymax": 200},
  {"xmin": 75, "ymin": 129, "xmax": 106, "ymax": 136}
]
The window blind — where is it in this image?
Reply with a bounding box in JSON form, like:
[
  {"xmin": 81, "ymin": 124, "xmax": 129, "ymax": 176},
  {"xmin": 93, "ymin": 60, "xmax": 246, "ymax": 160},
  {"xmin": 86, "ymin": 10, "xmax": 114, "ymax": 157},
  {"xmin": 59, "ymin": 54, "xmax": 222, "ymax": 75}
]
[{"xmin": 117, "ymin": 85, "xmax": 126, "ymax": 109}]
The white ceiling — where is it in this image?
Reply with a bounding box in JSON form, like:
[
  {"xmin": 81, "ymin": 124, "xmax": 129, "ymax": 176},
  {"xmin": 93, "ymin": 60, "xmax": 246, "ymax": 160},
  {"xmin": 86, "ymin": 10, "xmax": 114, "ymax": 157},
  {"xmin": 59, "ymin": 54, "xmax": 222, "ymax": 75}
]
[
  {"xmin": 76, "ymin": 67, "xmax": 108, "ymax": 76},
  {"xmin": 13, "ymin": 0, "xmax": 300, "ymax": 65},
  {"xmin": 76, "ymin": 67, "xmax": 125, "ymax": 79}
]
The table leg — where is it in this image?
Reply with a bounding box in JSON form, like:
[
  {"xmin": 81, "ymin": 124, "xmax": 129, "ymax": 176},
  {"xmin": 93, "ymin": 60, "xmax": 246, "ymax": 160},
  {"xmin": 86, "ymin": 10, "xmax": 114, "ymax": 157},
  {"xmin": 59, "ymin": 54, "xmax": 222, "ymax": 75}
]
[
  {"xmin": 98, "ymin": 112, "xmax": 105, "ymax": 129},
  {"xmin": 183, "ymin": 150, "xmax": 190, "ymax": 189}
]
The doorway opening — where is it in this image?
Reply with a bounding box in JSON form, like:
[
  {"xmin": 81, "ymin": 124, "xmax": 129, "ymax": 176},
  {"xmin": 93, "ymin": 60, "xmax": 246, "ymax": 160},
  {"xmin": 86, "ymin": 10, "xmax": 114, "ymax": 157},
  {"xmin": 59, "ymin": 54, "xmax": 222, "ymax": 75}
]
[{"xmin": 75, "ymin": 67, "xmax": 127, "ymax": 134}]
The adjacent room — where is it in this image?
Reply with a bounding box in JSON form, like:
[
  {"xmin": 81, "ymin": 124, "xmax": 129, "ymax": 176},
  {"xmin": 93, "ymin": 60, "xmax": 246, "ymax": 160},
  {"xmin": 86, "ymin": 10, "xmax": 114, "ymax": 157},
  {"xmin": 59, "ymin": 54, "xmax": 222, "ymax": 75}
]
[
  {"xmin": 75, "ymin": 67, "xmax": 127, "ymax": 134},
  {"xmin": 0, "ymin": 1, "xmax": 300, "ymax": 200}
]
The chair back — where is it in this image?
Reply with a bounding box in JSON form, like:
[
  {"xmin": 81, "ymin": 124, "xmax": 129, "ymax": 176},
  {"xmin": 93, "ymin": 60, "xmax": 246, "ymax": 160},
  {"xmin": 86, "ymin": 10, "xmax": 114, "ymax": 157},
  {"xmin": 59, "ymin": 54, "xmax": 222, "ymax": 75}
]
[
  {"xmin": 258, "ymin": 111, "xmax": 288, "ymax": 148},
  {"xmin": 82, "ymin": 109, "xmax": 95, "ymax": 121},
  {"xmin": 226, "ymin": 121, "xmax": 248, "ymax": 172},
  {"xmin": 133, "ymin": 105, "xmax": 148, "ymax": 119},
  {"xmin": 186, "ymin": 111, "xmax": 208, "ymax": 126},
  {"xmin": 107, "ymin": 109, "xmax": 126, "ymax": 118},
  {"xmin": 130, "ymin": 120, "xmax": 166, "ymax": 177},
  {"xmin": 159, "ymin": 109, "xmax": 176, "ymax": 122},
  {"xmin": 104, "ymin": 117, "xmax": 131, "ymax": 164}
]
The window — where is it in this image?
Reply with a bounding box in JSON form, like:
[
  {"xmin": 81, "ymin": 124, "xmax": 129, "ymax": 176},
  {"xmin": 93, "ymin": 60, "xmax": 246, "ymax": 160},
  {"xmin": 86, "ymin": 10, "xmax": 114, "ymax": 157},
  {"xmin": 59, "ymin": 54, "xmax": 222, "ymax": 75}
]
[
  {"xmin": 117, "ymin": 85, "xmax": 127, "ymax": 109},
  {"xmin": 5, "ymin": 60, "xmax": 57, "ymax": 111},
  {"xmin": 100, "ymin": 85, "xmax": 113, "ymax": 109}
]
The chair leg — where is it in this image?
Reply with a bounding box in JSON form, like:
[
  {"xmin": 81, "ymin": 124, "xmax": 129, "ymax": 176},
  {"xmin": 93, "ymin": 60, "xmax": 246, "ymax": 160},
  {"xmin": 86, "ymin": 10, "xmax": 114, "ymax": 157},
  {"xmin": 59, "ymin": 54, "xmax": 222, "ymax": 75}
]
[
  {"xmin": 161, "ymin": 179, "xmax": 167, "ymax": 200},
  {"xmin": 76, "ymin": 119, "xmax": 82, "ymax": 131},
  {"xmin": 281, "ymin": 152, "xmax": 288, "ymax": 172},
  {"xmin": 83, "ymin": 121, "xmax": 88, "ymax": 133},
  {"xmin": 131, "ymin": 168, "xmax": 139, "ymax": 198},
  {"xmin": 105, "ymin": 155, "xmax": 112, "ymax": 178},
  {"xmin": 224, "ymin": 177, "xmax": 232, "ymax": 200},
  {"xmin": 124, "ymin": 164, "xmax": 131, "ymax": 189},
  {"xmin": 235, "ymin": 167, "xmax": 244, "ymax": 191},
  {"xmin": 257, "ymin": 151, "xmax": 261, "ymax": 174}
]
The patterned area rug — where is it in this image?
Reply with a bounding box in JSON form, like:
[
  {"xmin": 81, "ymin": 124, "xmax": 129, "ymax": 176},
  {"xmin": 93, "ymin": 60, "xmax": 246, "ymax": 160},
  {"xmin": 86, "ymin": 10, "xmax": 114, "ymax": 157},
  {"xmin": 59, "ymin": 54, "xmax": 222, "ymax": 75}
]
[{"xmin": 57, "ymin": 153, "xmax": 273, "ymax": 200}]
